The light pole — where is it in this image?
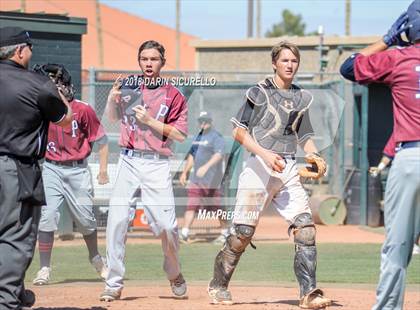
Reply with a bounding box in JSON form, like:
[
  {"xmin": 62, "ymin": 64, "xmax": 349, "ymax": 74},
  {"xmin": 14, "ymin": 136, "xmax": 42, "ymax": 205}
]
[
  {"xmin": 345, "ymin": 0, "xmax": 351, "ymax": 36},
  {"xmin": 176, "ymin": 0, "xmax": 181, "ymax": 70},
  {"xmin": 247, "ymin": 0, "xmax": 254, "ymax": 38},
  {"xmin": 318, "ymin": 25, "xmax": 324, "ymax": 81}
]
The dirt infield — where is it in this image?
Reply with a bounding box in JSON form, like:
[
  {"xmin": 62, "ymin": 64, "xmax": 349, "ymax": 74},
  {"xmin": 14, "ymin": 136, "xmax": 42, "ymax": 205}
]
[
  {"xmin": 29, "ymin": 218, "xmax": 410, "ymax": 309},
  {"xmin": 30, "ymin": 282, "xmax": 420, "ymax": 310},
  {"xmin": 253, "ymin": 217, "xmax": 385, "ymax": 243}
]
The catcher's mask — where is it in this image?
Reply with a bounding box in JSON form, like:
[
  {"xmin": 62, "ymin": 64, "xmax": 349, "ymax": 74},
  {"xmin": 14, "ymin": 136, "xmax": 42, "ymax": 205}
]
[{"xmin": 33, "ymin": 63, "xmax": 75, "ymax": 101}]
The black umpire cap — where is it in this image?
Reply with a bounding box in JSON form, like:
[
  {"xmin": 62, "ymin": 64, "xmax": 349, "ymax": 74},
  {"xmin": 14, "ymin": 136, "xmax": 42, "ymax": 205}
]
[{"xmin": 0, "ymin": 27, "xmax": 32, "ymax": 47}]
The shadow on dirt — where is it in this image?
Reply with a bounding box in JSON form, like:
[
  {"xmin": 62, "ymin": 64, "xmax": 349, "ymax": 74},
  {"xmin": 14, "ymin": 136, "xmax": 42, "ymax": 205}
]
[
  {"xmin": 34, "ymin": 307, "xmax": 107, "ymax": 310},
  {"xmin": 52, "ymin": 279, "xmax": 103, "ymax": 285},
  {"xmin": 234, "ymin": 299, "xmax": 342, "ymax": 307},
  {"xmin": 158, "ymin": 295, "xmax": 189, "ymax": 300}
]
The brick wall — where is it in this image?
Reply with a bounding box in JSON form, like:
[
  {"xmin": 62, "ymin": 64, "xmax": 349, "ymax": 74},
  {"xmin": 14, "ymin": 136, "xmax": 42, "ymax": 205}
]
[{"xmin": 29, "ymin": 32, "xmax": 83, "ymax": 100}]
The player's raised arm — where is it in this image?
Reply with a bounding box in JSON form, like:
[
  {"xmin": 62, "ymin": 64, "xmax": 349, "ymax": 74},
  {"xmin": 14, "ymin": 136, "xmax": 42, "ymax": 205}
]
[
  {"xmin": 105, "ymin": 75, "xmax": 122, "ymax": 123},
  {"xmin": 340, "ymin": 11, "xmax": 411, "ymax": 82}
]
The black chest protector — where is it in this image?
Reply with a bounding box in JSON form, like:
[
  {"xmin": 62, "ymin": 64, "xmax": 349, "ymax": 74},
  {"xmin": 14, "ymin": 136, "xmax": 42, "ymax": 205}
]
[{"xmin": 247, "ymin": 79, "xmax": 313, "ymax": 154}]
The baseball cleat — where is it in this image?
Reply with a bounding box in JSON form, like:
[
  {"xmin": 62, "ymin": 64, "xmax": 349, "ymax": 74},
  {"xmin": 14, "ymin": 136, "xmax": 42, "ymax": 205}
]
[
  {"xmin": 207, "ymin": 285, "xmax": 233, "ymax": 305},
  {"xmin": 91, "ymin": 255, "xmax": 109, "ymax": 280},
  {"xmin": 99, "ymin": 288, "xmax": 121, "ymax": 302},
  {"xmin": 299, "ymin": 288, "xmax": 332, "ymax": 309},
  {"xmin": 33, "ymin": 267, "xmax": 51, "ymax": 286},
  {"xmin": 179, "ymin": 234, "xmax": 191, "ymax": 244},
  {"xmin": 170, "ymin": 273, "xmax": 188, "ymax": 298}
]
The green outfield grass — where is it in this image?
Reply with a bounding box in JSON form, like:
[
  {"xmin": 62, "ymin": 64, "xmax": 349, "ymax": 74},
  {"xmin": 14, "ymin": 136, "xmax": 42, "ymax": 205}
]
[{"xmin": 25, "ymin": 243, "xmax": 420, "ymax": 285}]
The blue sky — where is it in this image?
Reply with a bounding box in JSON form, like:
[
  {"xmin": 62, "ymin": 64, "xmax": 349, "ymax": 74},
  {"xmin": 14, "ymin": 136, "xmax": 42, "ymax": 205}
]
[{"xmin": 101, "ymin": 0, "xmax": 412, "ymax": 39}]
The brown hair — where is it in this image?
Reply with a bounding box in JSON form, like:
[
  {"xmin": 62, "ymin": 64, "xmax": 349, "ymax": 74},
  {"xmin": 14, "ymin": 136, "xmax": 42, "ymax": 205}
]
[
  {"xmin": 271, "ymin": 41, "xmax": 300, "ymax": 65},
  {"xmin": 137, "ymin": 40, "xmax": 166, "ymax": 64}
]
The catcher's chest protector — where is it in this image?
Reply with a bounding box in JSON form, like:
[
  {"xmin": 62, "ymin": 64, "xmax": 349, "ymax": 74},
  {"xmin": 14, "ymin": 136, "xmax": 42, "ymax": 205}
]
[{"xmin": 249, "ymin": 79, "xmax": 313, "ymax": 154}]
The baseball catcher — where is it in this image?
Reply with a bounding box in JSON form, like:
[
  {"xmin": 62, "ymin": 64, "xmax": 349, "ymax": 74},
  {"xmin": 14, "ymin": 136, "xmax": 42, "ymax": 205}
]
[{"xmin": 207, "ymin": 41, "xmax": 331, "ymax": 309}]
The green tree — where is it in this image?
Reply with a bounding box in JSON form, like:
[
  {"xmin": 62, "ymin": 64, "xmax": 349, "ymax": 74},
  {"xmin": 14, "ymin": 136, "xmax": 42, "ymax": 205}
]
[{"xmin": 266, "ymin": 9, "xmax": 315, "ymax": 37}]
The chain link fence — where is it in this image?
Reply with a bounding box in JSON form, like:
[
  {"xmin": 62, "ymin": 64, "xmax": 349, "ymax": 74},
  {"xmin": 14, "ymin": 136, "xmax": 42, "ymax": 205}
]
[{"xmin": 77, "ymin": 69, "xmax": 350, "ymax": 233}]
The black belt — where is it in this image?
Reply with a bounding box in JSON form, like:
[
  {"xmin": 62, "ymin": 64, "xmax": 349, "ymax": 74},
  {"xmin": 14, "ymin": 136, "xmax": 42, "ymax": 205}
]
[
  {"xmin": 121, "ymin": 148, "xmax": 169, "ymax": 159},
  {"xmin": 400, "ymin": 141, "xmax": 420, "ymax": 149},
  {"xmin": 45, "ymin": 158, "xmax": 86, "ymax": 167}
]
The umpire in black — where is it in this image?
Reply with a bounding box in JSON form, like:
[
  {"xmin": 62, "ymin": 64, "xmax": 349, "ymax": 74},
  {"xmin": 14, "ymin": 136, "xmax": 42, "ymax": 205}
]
[{"xmin": 0, "ymin": 27, "xmax": 72, "ymax": 309}]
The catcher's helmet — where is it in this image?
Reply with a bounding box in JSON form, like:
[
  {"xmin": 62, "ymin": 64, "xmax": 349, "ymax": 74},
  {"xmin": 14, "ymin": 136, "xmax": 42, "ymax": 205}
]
[
  {"xmin": 407, "ymin": 0, "xmax": 420, "ymax": 43},
  {"xmin": 33, "ymin": 63, "xmax": 74, "ymax": 101}
]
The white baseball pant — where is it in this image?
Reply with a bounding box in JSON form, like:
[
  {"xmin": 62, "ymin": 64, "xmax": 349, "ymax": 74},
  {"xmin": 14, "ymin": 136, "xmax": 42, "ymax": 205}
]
[
  {"xmin": 233, "ymin": 155, "xmax": 312, "ymax": 226},
  {"xmin": 105, "ymin": 154, "xmax": 181, "ymax": 291}
]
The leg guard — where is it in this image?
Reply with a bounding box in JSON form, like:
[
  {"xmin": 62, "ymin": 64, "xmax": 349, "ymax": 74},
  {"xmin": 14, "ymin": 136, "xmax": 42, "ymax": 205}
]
[
  {"xmin": 290, "ymin": 213, "xmax": 317, "ymax": 297},
  {"xmin": 209, "ymin": 224, "xmax": 255, "ymax": 289}
]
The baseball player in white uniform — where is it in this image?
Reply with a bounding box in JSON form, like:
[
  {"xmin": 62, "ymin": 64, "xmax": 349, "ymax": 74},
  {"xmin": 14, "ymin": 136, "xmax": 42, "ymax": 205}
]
[
  {"xmin": 32, "ymin": 64, "xmax": 109, "ymax": 286},
  {"xmin": 207, "ymin": 41, "xmax": 332, "ymax": 309},
  {"xmin": 100, "ymin": 40, "xmax": 188, "ymax": 302}
]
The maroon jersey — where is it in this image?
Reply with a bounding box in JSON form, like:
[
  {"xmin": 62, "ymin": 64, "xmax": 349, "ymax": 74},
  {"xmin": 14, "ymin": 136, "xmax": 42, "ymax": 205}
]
[
  {"xmin": 46, "ymin": 99, "xmax": 106, "ymax": 161},
  {"xmin": 354, "ymin": 44, "xmax": 420, "ymax": 143},
  {"xmin": 117, "ymin": 75, "xmax": 188, "ymax": 156},
  {"xmin": 383, "ymin": 132, "xmax": 396, "ymax": 158}
]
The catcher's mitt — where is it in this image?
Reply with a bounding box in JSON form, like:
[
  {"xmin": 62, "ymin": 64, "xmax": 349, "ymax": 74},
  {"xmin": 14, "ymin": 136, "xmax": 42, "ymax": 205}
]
[
  {"xmin": 33, "ymin": 63, "xmax": 74, "ymax": 101},
  {"xmin": 298, "ymin": 152, "xmax": 327, "ymax": 179}
]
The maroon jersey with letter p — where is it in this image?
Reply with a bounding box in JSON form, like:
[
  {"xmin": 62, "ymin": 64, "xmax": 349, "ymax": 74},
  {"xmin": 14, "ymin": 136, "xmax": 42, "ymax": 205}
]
[
  {"xmin": 46, "ymin": 99, "xmax": 106, "ymax": 161},
  {"xmin": 118, "ymin": 75, "xmax": 188, "ymax": 156}
]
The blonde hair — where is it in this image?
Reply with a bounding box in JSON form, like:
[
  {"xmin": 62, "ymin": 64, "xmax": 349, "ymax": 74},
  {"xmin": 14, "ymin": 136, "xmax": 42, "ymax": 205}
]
[{"xmin": 271, "ymin": 41, "xmax": 300, "ymax": 65}]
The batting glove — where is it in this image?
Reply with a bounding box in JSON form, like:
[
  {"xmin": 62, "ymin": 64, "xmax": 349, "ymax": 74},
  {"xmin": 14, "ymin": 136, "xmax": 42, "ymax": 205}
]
[{"xmin": 383, "ymin": 12, "xmax": 411, "ymax": 47}]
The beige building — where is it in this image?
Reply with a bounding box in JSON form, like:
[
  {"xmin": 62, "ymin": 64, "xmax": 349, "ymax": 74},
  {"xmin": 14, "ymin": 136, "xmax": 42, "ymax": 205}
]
[{"xmin": 191, "ymin": 35, "xmax": 381, "ymax": 81}]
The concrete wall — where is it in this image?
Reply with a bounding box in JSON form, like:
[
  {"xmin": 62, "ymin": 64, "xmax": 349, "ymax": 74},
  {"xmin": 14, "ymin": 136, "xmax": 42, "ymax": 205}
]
[
  {"xmin": 192, "ymin": 35, "xmax": 381, "ymax": 78},
  {"xmin": 29, "ymin": 32, "xmax": 83, "ymax": 99},
  {"xmin": 0, "ymin": 11, "xmax": 87, "ymax": 99}
]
